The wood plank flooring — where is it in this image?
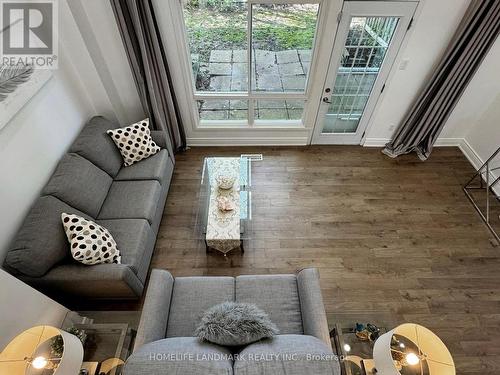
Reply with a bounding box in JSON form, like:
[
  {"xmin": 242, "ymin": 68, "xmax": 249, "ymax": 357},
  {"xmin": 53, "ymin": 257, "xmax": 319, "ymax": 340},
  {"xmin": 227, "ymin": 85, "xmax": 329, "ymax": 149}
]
[{"xmin": 152, "ymin": 146, "xmax": 499, "ymax": 375}]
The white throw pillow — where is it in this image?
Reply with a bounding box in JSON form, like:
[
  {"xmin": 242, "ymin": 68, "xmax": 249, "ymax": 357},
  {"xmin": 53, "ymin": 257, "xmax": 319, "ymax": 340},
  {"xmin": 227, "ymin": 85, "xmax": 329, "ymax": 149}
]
[
  {"xmin": 61, "ymin": 213, "xmax": 121, "ymax": 265},
  {"xmin": 107, "ymin": 118, "xmax": 161, "ymax": 166}
]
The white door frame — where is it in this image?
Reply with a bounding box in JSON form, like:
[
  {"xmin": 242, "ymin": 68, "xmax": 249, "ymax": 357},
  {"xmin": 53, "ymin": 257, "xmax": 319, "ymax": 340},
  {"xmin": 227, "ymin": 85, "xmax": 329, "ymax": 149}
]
[{"xmin": 311, "ymin": 1, "xmax": 418, "ymax": 145}]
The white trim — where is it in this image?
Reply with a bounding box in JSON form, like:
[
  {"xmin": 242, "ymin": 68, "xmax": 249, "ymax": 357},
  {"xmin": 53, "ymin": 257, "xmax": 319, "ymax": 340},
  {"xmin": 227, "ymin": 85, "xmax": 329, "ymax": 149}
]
[
  {"xmin": 459, "ymin": 138, "xmax": 483, "ymax": 171},
  {"xmin": 362, "ymin": 137, "xmax": 464, "ymax": 147},
  {"xmin": 363, "ymin": 137, "xmax": 391, "ymax": 147},
  {"xmin": 435, "ymin": 138, "xmax": 465, "ymax": 147},
  {"xmin": 459, "ymin": 138, "xmax": 500, "ymax": 196},
  {"xmin": 187, "ymin": 136, "xmax": 308, "ymax": 146}
]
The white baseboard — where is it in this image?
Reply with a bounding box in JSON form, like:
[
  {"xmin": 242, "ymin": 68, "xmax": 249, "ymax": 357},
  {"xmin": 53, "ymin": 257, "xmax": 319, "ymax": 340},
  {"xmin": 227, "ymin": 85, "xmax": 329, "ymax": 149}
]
[
  {"xmin": 458, "ymin": 138, "xmax": 483, "ymax": 170},
  {"xmin": 459, "ymin": 138, "xmax": 500, "ymax": 196},
  {"xmin": 189, "ymin": 136, "xmax": 467, "ymax": 147},
  {"xmin": 187, "ymin": 136, "xmax": 308, "ymax": 146},
  {"xmin": 363, "ymin": 138, "xmax": 390, "ymax": 147},
  {"xmin": 435, "ymin": 138, "xmax": 465, "ymax": 147},
  {"xmin": 362, "ymin": 137, "xmax": 463, "ymax": 148}
]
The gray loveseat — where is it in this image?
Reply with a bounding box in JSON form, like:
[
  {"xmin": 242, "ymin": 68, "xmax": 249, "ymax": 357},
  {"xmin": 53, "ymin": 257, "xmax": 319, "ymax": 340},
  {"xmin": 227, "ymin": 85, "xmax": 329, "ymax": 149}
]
[
  {"xmin": 123, "ymin": 268, "xmax": 340, "ymax": 375},
  {"xmin": 4, "ymin": 116, "xmax": 173, "ymax": 299}
]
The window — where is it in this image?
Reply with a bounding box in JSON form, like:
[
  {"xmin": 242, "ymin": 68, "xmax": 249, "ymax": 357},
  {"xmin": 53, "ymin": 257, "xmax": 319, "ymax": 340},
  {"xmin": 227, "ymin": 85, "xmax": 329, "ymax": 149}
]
[{"xmin": 182, "ymin": 1, "xmax": 320, "ymax": 126}]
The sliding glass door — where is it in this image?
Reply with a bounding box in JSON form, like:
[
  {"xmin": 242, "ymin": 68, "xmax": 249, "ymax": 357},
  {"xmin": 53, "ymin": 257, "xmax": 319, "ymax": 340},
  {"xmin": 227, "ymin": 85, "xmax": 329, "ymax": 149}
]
[{"xmin": 182, "ymin": 0, "xmax": 321, "ymax": 126}]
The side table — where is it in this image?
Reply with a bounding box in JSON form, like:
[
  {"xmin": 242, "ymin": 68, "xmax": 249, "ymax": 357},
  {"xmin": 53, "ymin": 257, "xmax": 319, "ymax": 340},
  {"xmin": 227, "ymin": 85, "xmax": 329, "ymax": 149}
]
[
  {"xmin": 62, "ymin": 320, "xmax": 136, "ymax": 375},
  {"xmin": 331, "ymin": 323, "xmax": 387, "ymax": 375}
]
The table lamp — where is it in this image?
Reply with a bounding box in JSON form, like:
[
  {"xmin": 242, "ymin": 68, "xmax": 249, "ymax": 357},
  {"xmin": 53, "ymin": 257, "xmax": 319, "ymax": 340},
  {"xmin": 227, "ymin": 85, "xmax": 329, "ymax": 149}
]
[
  {"xmin": 0, "ymin": 325, "xmax": 83, "ymax": 374},
  {"xmin": 373, "ymin": 323, "xmax": 455, "ymax": 375}
]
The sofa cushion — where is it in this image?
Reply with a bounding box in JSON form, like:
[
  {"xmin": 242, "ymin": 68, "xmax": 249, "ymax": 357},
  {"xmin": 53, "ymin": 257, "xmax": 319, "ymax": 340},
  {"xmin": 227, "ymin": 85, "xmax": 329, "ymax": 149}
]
[
  {"xmin": 115, "ymin": 149, "xmax": 170, "ymax": 185},
  {"xmin": 236, "ymin": 275, "xmax": 303, "ymax": 335},
  {"xmin": 5, "ymin": 196, "xmax": 91, "ymax": 277},
  {"xmin": 21, "ymin": 262, "xmax": 143, "ymax": 298},
  {"xmin": 234, "ymin": 335, "xmax": 340, "ymax": 375},
  {"xmin": 69, "ymin": 116, "xmax": 123, "ymax": 177},
  {"xmin": 166, "ymin": 277, "xmax": 235, "ymax": 338},
  {"xmin": 62, "ymin": 213, "xmax": 121, "ymax": 265},
  {"xmin": 96, "ymin": 218, "xmax": 153, "ymax": 281},
  {"xmin": 42, "ymin": 153, "xmax": 112, "ymax": 217},
  {"xmin": 98, "ymin": 180, "xmax": 161, "ymax": 225},
  {"xmin": 123, "ymin": 337, "xmax": 233, "ymax": 375},
  {"xmin": 107, "ymin": 119, "xmax": 160, "ymax": 167}
]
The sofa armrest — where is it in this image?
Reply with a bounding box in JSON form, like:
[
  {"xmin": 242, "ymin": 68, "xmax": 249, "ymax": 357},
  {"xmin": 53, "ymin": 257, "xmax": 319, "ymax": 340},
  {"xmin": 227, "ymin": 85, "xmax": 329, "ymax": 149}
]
[
  {"xmin": 151, "ymin": 130, "xmax": 174, "ymax": 159},
  {"xmin": 134, "ymin": 269, "xmax": 174, "ymax": 351},
  {"xmin": 150, "ymin": 130, "xmax": 167, "ymax": 149},
  {"xmin": 297, "ymin": 268, "xmax": 331, "ymax": 348}
]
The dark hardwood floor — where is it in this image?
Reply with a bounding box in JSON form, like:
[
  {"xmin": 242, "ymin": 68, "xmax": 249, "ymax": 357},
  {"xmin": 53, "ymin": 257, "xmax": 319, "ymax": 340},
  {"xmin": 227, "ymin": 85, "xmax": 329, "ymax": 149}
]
[{"xmin": 152, "ymin": 145, "xmax": 499, "ymax": 375}]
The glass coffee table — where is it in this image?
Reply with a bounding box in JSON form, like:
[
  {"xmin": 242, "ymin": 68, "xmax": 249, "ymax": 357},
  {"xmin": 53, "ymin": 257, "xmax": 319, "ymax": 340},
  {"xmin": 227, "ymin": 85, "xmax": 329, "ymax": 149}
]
[
  {"xmin": 331, "ymin": 323, "xmax": 387, "ymax": 375},
  {"xmin": 194, "ymin": 155, "xmax": 254, "ymax": 256}
]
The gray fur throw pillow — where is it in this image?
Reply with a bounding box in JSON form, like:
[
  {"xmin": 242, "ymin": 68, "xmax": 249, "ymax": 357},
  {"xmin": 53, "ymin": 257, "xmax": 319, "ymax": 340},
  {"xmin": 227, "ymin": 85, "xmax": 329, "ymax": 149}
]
[{"xmin": 195, "ymin": 302, "xmax": 279, "ymax": 346}]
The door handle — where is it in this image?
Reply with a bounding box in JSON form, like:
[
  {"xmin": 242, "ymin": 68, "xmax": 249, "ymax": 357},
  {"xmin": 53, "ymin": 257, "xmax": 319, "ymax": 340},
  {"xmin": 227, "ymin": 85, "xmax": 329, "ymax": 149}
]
[{"xmin": 323, "ymin": 97, "xmax": 332, "ymax": 104}]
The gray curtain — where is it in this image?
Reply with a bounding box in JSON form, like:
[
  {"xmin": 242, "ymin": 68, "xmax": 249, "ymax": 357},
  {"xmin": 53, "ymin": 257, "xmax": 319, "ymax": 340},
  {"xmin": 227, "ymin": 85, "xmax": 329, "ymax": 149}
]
[
  {"xmin": 110, "ymin": 0, "xmax": 186, "ymax": 156},
  {"xmin": 383, "ymin": 0, "xmax": 500, "ymax": 160}
]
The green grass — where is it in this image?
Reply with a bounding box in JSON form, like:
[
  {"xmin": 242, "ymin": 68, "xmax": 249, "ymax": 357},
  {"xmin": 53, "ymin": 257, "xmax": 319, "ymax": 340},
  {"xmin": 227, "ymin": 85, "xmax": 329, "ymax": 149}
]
[{"xmin": 183, "ymin": 5, "xmax": 318, "ymax": 62}]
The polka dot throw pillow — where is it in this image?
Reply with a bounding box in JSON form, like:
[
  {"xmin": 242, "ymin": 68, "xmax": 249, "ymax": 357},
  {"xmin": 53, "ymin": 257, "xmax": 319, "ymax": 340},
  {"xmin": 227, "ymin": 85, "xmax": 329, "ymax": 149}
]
[
  {"xmin": 61, "ymin": 213, "xmax": 121, "ymax": 265},
  {"xmin": 107, "ymin": 118, "xmax": 161, "ymax": 166}
]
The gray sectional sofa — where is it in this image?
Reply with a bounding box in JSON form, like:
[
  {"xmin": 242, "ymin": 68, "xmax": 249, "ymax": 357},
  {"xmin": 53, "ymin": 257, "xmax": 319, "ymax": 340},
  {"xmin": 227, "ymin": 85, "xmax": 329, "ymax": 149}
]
[
  {"xmin": 123, "ymin": 268, "xmax": 341, "ymax": 375},
  {"xmin": 4, "ymin": 116, "xmax": 174, "ymax": 299}
]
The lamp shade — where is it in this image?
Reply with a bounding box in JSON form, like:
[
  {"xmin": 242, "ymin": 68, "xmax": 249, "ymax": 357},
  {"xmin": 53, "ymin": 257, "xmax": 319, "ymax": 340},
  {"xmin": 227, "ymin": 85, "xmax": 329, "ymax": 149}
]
[
  {"xmin": 0, "ymin": 325, "xmax": 83, "ymax": 375},
  {"xmin": 373, "ymin": 323, "xmax": 455, "ymax": 375}
]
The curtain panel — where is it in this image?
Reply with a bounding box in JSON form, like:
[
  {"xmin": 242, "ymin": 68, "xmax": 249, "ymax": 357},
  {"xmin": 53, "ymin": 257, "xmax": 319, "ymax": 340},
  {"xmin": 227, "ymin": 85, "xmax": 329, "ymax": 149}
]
[
  {"xmin": 111, "ymin": 0, "xmax": 187, "ymax": 156},
  {"xmin": 383, "ymin": 0, "xmax": 500, "ymax": 160}
]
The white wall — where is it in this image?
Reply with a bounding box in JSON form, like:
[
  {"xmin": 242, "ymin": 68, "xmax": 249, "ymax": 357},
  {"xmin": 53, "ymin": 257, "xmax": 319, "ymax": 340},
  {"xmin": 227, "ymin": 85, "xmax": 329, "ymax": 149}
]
[
  {"xmin": 364, "ymin": 0, "xmax": 471, "ymax": 145},
  {"xmin": 0, "ymin": 1, "xmax": 100, "ymax": 262},
  {"xmin": 66, "ymin": 0, "xmax": 144, "ymax": 125},
  {"xmin": 0, "ymin": 0, "xmax": 143, "ymax": 261},
  {"xmin": 0, "ymin": 270, "xmax": 69, "ymax": 350},
  {"xmin": 0, "ymin": 0, "xmax": 141, "ymax": 346},
  {"xmin": 448, "ymin": 37, "xmax": 500, "ymax": 174},
  {"xmin": 0, "ymin": 0, "xmax": 142, "ymax": 350}
]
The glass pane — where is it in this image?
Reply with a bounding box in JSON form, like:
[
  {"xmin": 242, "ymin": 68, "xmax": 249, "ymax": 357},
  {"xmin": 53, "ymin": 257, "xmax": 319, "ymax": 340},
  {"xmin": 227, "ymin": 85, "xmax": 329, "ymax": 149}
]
[
  {"xmin": 321, "ymin": 16, "xmax": 399, "ymax": 134},
  {"xmin": 183, "ymin": 1, "xmax": 248, "ymax": 92},
  {"xmin": 251, "ymin": 4, "xmax": 319, "ymax": 93},
  {"xmin": 197, "ymin": 100, "xmax": 248, "ymax": 121},
  {"xmin": 256, "ymin": 100, "xmax": 304, "ymax": 120}
]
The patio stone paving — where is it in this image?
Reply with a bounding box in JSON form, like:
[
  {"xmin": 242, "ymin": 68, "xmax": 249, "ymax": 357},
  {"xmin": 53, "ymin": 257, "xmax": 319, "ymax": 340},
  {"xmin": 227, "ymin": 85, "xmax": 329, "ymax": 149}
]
[
  {"xmin": 209, "ymin": 76, "xmax": 231, "ymax": 91},
  {"xmin": 232, "ymin": 49, "xmax": 247, "ymax": 63},
  {"xmin": 232, "ymin": 63, "xmax": 248, "ymax": 77},
  {"xmin": 231, "ymin": 76, "xmax": 247, "ymax": 91},
  {"xmin": 256, "ymin": 62, "xmax": 279, "ymax": 75},
  {"xmin": 195, "ymin": 48, "xmax": 312, "ymax": 119},
  {"xmin": 279, "ymin": 62, "xmax": 304, "ymax": 76},
  {"xmin": 256, "ymin": 74, "xmax": 283, "ymax": 91},
  {"xmin": 209, "ymin": 50, "xmax": 232, "ymax": 63},
  {"xmin": 298, "ymin": 50, "xmax": 312, "ymax": 62},
  {"xmin": 258, "ymin": 108, "xmax": 288, "ymax": 119},
  {"xmin": 282, "ymin": 75, "xmax": 306, "ymax": 91},
  {"xmin": 202, "ymin": 100, "xmax": 229, "ymax": 110},
  {"xmin": 208, "ymin": 62, "xmax": 232, "ymax": 75},
  {"xmin": 276, "ymin": 50, "xmax": 300, "ymax": 64},
  {"xmin": 257, "ymin": 99, "xmax": 287, "ymax": 109},
  {"xmin": 254, "ymin": 49, "xmax": 276, "ymax": 66}
]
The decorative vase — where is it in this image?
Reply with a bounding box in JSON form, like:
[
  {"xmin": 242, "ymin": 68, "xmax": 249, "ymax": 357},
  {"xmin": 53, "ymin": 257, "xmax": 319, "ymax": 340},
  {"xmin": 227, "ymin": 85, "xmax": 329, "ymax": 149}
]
[{"xmin": 216, "ymin": 174, "xmax": 236, "ymax": 190}]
